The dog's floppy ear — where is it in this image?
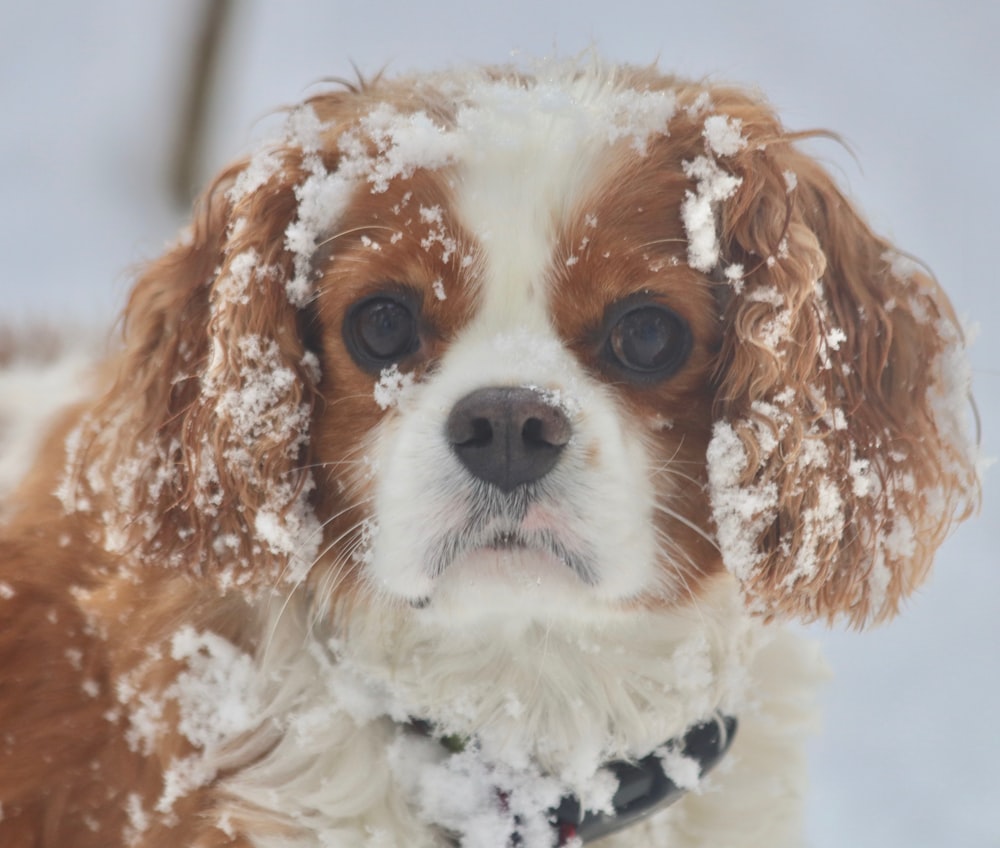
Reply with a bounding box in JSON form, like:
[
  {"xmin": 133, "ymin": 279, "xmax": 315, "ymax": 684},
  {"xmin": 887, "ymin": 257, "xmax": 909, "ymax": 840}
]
[
  {"xmin": 692, "ymin": 93, "xmax": 979, "ymax": 626},
  {"xmin": 62, "ymin": 97, "xmax": 363, "ymax": 590}
]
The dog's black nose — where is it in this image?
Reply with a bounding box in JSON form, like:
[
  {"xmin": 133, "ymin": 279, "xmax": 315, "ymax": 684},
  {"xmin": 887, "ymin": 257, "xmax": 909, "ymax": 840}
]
[{"xmin": 446, "ymin": 387, "xmax": 572, "ymax": 492}]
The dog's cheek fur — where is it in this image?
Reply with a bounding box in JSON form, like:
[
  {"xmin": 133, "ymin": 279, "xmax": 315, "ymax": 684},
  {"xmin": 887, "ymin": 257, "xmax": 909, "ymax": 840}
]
[
  {"xmin": 547, "ymin": 155, "xmax": 729, "ymax": 607},
  {"xmin": 304, "ymin": 173, "xmax": 485, "ymax": 607}
]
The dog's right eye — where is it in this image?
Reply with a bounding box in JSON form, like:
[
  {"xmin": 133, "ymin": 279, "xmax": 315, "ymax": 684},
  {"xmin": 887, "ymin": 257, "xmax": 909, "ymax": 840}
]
[{"xmin": 344, "ymin": 292, "xmax": 421, "ymax": 370}]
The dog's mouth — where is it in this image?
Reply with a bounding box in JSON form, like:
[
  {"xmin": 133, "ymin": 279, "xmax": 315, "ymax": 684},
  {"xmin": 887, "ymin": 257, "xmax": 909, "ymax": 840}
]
[
  {"xmin": 423, "ymin": 518, "xmax": 599, "ymax": 593},
  {"xmin": 394, "ymin": 487, "xmax": 607, "ymax": 613},
  {"xmin": 466, "ymin": 529, "xmax": 591, "ymax": 575}
]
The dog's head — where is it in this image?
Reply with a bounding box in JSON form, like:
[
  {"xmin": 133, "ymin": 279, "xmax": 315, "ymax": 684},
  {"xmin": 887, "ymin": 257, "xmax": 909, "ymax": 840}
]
[{"xmin": 66, "ymin": 62, "xmax": 978, "ymax": 628}]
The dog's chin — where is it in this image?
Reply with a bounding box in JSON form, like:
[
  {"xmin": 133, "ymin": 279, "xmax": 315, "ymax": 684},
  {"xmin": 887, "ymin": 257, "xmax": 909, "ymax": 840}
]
[{"xmin": 411, "ymin": 547, "xmax": 609, "ymax": 624}]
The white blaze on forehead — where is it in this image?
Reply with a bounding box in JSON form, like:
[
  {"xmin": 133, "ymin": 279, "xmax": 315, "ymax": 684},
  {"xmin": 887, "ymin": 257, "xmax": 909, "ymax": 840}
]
[{"xmin": 449, "ymin": 71, "xmax": 677, "ymax": 332}]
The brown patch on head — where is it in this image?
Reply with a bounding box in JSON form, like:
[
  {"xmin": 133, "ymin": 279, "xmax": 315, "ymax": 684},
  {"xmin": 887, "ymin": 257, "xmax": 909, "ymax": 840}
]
[
  {"xmin": 55, "ymin": 80, "xmax": 482, "ymax": 600},
  {"xmin": 548, "ymin": 138, "xmax": 727, "ymax": 608},
  {"xmin": 547, "ymin": 73, "xmax": 978, "ymax": 623}
]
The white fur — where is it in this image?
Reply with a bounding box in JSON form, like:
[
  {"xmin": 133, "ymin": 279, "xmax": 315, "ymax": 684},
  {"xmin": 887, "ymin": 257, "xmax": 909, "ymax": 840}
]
[
  {"xmin": 211, "ymin": 580, "xmax": 823, "ymax": 848},
  {"xmin": 366, "ymin": 326, "xmax": 664, "ymax": 610}
]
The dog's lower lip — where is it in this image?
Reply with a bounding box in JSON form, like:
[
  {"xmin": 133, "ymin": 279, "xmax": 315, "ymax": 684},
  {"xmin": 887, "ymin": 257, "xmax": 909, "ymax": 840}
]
[{"xmin": 428, "ymin": 524, "xmax": 598, "ymax": 586}]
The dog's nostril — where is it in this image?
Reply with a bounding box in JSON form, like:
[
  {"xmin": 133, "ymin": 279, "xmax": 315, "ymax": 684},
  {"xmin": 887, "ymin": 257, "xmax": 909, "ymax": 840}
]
[
  {"xmin": 522, "ymin": 412, "xmax": 571, "ymax": 449},
  {"xmin": 466, "ymin": 417, "xmax": 494, "ymax": 447},
  {"xmin": 446, "ymin": 387, "xmax": 571, "ymax": 492},
  {"xmin": 522, "ymin": 417, "xmax": 544, "ymax": 446},
  {"xmin": 447, "ymin": 411, "xmax": 493, "ymax": 448}
]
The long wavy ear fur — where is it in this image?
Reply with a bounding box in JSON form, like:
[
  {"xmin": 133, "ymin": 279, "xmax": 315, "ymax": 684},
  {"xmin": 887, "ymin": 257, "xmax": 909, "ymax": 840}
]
[
  {"xmin": 692, "ymin": 89, "xmax": 980, "ymax": 626},
  {"xmin": 59, "ymin": 96, "xmax": 363, "ymax": 593}
]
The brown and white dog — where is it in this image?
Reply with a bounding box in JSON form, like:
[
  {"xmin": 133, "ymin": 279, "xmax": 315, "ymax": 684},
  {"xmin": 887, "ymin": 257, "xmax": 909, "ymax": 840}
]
[{"xmin": 0, "ymin": 60, "xmax": 979, "ymax": 848}]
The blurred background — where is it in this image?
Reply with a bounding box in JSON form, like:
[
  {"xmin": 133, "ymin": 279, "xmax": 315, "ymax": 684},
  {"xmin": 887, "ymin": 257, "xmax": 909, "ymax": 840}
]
[{"xmin": 1, "ymin": 1, "xmax": 997, "ymax": 844}]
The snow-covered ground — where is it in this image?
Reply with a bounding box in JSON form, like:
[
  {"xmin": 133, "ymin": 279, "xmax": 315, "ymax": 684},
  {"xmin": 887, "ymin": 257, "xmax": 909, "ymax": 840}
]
[{"xmin": 1, "ymin": 2, "xmax": 996, "ymax": 845}]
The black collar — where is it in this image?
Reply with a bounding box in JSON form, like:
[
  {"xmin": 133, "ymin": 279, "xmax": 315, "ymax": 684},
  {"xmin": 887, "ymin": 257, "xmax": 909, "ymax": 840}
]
[
  {"xmin": 550, "ymin": 713, "xmax": 737, "ymax": 844},
  {"xmin": 411, "ymin": 712, "xmax": 737, "ymax": 846}
]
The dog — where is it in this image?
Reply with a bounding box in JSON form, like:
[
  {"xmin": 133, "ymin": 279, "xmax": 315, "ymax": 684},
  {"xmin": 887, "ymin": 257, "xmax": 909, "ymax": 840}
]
[{"xmin": 0, "ymin": 59, "xmax": 979, "ymax": 848}]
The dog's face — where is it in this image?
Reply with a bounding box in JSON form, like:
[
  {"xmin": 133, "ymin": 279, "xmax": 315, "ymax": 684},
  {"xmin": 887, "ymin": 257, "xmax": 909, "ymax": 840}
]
[
  {"xmin": 309, "ymin": 97, "xmax": 724, "ymax": 621},
  {"xmin": 66, "ymin": 64, "xmax": 977, "ymax": 630}
]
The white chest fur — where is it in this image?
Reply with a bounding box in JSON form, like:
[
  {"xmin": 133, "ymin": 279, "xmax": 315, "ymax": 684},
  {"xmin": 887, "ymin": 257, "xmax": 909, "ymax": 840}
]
[{"xmin": 189, "ymin": 577, "xmax": 826, "ymax": 847}]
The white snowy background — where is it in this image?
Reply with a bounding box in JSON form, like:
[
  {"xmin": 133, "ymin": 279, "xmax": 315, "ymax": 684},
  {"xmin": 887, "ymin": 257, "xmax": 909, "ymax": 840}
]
[{"xmin": 1, "ymin": 1, "xmax": 997, "ymax": 845}]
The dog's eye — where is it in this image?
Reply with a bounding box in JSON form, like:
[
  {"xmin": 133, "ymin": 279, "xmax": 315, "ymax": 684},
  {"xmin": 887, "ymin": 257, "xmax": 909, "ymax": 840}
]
[
  {"xmin": 344, "ymin": 293, "xmax": 420, "ymax": 369},
  {"xmin": 604, "ymin": 303, "xmax": 691, "ymax": 379}
]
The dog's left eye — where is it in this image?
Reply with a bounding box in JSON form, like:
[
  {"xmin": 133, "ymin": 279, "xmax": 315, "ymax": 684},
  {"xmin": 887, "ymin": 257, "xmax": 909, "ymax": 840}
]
[
  {"xmin": 344, "ymin": 293, "xmax": 420, "ymax": 369},
  {"xmin": 603, "ymin": 303, "xmax": 692, "ymax": 379}
]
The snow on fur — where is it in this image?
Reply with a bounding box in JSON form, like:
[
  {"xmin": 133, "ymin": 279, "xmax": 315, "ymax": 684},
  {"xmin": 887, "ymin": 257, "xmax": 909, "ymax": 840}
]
[
  {"xmin": 280, "ymin": 62, "xmax": 681, "ymax": 310},
  {"xmin": 202, "ymin": 334, "xmax": 322, "ymax": 585},
  {"xmin": 702, "ymin": 114, "xmax": 747, "ymax": 157},
  {"xmin": 680, "ymin": 155, "xmax": 742, "ymax": 272},
  {"xmin": 706, "ymin": 256, "xmax": 980, "ymax": 622},
  {"xmin": 196, "ymin": 584, "xmax": 761, "ymax": 847}
]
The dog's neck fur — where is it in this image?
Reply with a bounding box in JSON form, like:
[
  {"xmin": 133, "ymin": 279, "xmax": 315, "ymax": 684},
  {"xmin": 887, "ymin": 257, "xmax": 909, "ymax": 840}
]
[{"xmin": 155, "ymin": 576, "xmax": 822, "ymax": 847}]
